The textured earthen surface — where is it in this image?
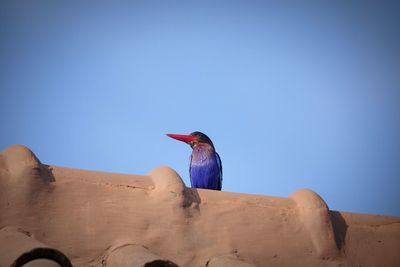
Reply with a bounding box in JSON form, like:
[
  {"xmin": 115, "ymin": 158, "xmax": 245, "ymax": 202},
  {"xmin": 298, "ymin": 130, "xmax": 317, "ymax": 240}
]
[
  {"xmin": 0, "ymin": 227, "xmax": 59, "ymax": 267},
  {"xmin": 105, "ymin": 244, "xmax": 178, "ymax": 267},
  {"xmin": 290, "ymin": 189, "xmax": 338, "ymax": 259},
  {"xmin": 1, "ymin": 145, "xmax": 399, "ymax": 267}
]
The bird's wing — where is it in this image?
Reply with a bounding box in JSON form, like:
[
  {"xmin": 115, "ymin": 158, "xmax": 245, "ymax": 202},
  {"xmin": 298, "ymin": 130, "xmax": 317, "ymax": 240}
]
[
  {"xmin": 216, "ymin": 152, "xmax": 223, "ymax": 190},
  {"xmin": 189, "ymin": 154, "xmax": 193, "ymax": 187}
]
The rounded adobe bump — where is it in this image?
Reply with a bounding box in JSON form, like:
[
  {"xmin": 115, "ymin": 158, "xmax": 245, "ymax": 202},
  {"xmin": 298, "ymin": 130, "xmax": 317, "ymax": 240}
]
[
  {"xmin": 289, "ymin": 189, "xmax": 338, "ymax": 260},
  {"xmin": 148, "ymin": 166, "xmax": 186, "ymax": 193},
  {"xmin": 289, "ymin": 188, "xmax": 328, "ymax": 210},
  {"xmin": 2, "ymin": 144, "xmax": 41, "ymax": 176}
]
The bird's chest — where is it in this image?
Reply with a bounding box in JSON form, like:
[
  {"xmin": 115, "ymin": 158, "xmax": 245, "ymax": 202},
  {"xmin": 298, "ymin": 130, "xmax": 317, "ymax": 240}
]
[{"xmin": 191, "ymin": 147, "xmax": 215, "ymax": 166}]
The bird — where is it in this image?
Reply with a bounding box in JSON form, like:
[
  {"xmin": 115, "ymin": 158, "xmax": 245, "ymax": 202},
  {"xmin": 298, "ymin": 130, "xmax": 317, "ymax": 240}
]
[{"xmin": 166, "ymin": 131, "xmax": 222, "ymax": 191}]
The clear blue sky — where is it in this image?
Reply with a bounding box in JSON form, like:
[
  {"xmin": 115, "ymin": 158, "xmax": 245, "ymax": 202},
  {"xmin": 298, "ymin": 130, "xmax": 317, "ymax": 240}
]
[{"xmin": 1, "ymin": 1, "xmax": 399, "ymax": 216}]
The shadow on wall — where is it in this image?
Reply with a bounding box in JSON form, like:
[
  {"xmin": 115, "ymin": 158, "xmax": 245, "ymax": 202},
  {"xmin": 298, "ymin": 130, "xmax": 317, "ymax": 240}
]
[
  {"xmin": 144, "ymin": 260, "xmax": 179, "ymax": 267},
  {"xmin": 40, "ymin": 164, "xmax": 56, "ymax": 183},
  {"xmin": 330, "ymin": 211, "xmax": 348, "ymax": 251},
  {"xmin": 183, "ymin": 188, "xmax": 202, "ymax": 208}
]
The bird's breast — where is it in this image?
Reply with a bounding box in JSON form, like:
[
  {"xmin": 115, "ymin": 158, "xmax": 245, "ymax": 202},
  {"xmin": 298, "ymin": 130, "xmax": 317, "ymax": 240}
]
[{"xmin": 191, "ymin": 146, "xmax": 215, "ymax": 165}]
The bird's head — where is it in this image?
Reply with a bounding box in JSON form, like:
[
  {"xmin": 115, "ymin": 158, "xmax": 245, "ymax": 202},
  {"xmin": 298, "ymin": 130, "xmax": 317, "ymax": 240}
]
[{"xmin": 166, "ymin": 131, "xmax": 215, "ymax": 149}]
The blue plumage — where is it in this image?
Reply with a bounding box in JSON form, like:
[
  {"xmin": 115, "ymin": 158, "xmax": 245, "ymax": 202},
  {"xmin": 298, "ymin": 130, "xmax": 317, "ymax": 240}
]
[
  {"xmin": 166, "ymin": 131, "xmax": 223, "ymax": 191},
  {"xmin": 190, "ymin": 145, "xmax": 222, "ymax": 190}
]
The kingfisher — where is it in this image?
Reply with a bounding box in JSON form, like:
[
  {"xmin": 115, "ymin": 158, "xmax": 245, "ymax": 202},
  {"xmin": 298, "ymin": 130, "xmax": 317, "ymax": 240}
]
[{"xmin": 166, "ymin": 131, "xmax": 222, "ymax": 191}]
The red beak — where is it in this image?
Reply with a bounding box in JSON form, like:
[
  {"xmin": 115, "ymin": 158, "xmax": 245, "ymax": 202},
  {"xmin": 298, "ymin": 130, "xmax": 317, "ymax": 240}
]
[{"xmin": 166, "ymin": 134, "xmax": 197, "ymax": 143}]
